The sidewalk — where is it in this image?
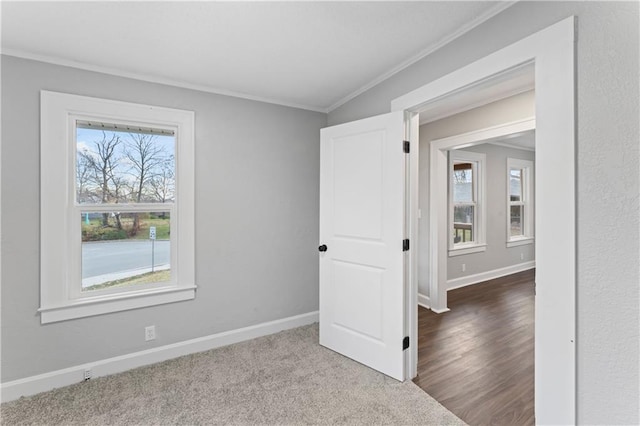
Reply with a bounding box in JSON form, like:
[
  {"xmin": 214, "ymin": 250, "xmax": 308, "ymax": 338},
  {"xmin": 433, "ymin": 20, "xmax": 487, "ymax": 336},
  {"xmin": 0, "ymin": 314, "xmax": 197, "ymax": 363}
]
[{"xmin": 82, "ymin": 264, "xmax": 170, "ymax": 288}]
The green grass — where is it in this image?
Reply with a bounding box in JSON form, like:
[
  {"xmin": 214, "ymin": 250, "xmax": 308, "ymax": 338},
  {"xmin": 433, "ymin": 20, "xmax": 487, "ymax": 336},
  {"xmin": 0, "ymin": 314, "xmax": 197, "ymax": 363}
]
[
  {"xmin": 81, "ymin": 224, "xmax": 128, "ymax": 241},
  {"xmin": 84, "ymin": 269, "xmax": 171, "ymax": 292},
  {"xmin": 453, "ymin": 229, "xmax": 473, "ymax": 243},
  {"xmin": 82, "ymin": 214, "xmax": 170, "ymax": 241},
  {"xmin": 130, "ymin": 217, "xmax": 170, "ymax": 240}
]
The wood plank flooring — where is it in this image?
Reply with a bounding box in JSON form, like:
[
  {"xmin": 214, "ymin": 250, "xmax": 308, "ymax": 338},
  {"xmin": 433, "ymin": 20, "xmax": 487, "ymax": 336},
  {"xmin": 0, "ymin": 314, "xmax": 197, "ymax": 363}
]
[{"xmin": 413, "ymin": 269, "xmax": 535, "ymax": 426}]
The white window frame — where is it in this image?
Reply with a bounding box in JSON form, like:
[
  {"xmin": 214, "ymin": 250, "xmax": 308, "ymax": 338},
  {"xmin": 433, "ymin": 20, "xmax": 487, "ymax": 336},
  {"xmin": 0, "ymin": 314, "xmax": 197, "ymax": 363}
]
[
  {"xmin": 448, "ymin": 150, "xmax": 486, "ymax": 256},
  {"xmin": 39, "ymin": 91, "xmax": 196, "ymax": 324},
  {"xmin": 506, "ymin": 157, "xmax": 534, "ymax": 247}
]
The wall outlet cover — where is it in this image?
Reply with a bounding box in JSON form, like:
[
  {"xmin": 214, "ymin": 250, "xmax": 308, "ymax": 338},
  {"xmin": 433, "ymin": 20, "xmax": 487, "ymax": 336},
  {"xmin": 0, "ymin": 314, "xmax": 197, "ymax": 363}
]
[{"xmin": 145, "ymin": 325, "xmax": 156, "ymax": 341}]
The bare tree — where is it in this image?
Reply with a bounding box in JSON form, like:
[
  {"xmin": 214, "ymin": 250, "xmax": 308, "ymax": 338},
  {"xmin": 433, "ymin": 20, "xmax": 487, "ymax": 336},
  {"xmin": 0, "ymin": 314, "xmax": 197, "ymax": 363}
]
[
  {"xmin": 148, "ymin": 156, "xmax": 175, "ymax": 219},
  {"xmin": 82, "ymin": 132, "xmax": 123, "ymax": 226},
  {"xmin": 125, "ymin": 133, "xmax": 167, "ymax": 233},
  {"xmin": 76, "ymin": 149, "xmax": 94, "ymax": 204},
  {"xmin": 125, "ymin": 133, "xmax": 167, "ymax": 202},
  {"xmin": 453, "ymin": 165, "xmax": 471, "ymax": 184},
  {"xmin": 110, "ymin": 175, "xmax": 128, "ymax": 229},
  {"xmin": 150, "ymin": 156, "xmax": 175, "ymax": 200}
]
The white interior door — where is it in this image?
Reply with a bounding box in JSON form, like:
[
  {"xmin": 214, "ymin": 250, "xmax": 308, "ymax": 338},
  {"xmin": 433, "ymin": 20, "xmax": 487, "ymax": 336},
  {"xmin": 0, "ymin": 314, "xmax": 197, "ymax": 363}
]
[{"xmin": 319, "ymin": 111, "xmax": 406, "ymax": 381}]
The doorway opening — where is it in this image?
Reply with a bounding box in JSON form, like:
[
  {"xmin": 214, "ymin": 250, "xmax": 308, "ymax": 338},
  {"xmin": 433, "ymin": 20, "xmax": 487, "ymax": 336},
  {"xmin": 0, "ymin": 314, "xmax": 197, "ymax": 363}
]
[
  {"xmin": 415, "ymin": 101, "xmax": 537, "ymax": 423},
  {"xmin": 393, "ymin": 15, "xmax": 575, "ymax": 424}
]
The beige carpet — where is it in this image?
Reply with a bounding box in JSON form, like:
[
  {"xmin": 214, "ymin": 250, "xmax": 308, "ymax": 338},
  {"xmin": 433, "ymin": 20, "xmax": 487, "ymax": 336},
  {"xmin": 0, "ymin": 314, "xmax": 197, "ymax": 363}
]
[{"xmin": 1, "ymin": 324, "xmax": 465, "ymax": 425}]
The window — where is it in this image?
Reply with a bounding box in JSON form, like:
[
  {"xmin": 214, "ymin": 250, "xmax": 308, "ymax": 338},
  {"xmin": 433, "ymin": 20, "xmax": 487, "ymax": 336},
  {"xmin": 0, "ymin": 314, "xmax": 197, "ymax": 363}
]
[
  {"xmin": 507, "ymin": 158, "xmax": 534, "ymax": 247},
  {"xmin": 40, "ymin": 91, "xmax": 195, "ymax": 323},
  {"xmin": 449, "ymin": 150, "xmax": 486, "ymax": 256}
]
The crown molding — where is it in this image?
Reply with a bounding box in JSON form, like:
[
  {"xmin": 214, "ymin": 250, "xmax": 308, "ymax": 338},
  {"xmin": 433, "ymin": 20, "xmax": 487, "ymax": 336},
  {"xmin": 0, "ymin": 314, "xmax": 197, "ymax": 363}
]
[
  {"xmin": 326, "ymin": 1, "xmax": 518, "ymax": 113},
  {"xmin": 1, "ymin": 49, "xmax": 329, "ymax": 114}
]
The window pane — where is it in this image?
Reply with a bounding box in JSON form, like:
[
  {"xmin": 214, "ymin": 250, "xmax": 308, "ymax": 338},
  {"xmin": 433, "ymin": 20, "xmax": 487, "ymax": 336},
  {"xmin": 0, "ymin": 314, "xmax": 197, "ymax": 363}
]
[
  {"xmin": 510, "ymin": 168, "xmax": 522, "ymax": 202},
  {"xmin": 453, "ymin": 205, "xmax": 474, "ymax": 243},
  {"xmin": 453, "ymin": 162, "xmax": 473, "ymax": 203},
  {"xmin": 510, "ymin": 205, "xmax": 523, "ymax": 236},
  {"xmin": 76, "ymin": 123, "xmax": 175, "ymax": 204},
  {"xmin": 81, "ymin": 211, "xmax": 171, "ymax": 292}
]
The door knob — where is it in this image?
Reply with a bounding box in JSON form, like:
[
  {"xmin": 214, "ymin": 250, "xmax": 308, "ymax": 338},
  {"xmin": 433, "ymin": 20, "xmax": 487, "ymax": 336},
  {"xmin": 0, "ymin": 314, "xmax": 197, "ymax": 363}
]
[{"xmin": 318, "ymin": 244, "xmax": 328, "ymax": 252}]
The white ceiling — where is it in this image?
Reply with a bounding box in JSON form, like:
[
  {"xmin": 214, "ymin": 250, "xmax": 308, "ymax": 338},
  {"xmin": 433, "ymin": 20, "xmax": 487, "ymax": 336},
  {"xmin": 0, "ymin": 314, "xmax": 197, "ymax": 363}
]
[
  {"xmin": 483, "ymin": 129, "xmax": 536, "ymax": 151},
  {"xmin": 1, "ymin": 1, "xmax": 513, "ymax": 112},
  {"xmin": 493, "ymin": 130, "xmax": 536, "ymax": 151},
  {"xmin": 418, "ymin": 62, "xmax": 535, "ymax": 125}
]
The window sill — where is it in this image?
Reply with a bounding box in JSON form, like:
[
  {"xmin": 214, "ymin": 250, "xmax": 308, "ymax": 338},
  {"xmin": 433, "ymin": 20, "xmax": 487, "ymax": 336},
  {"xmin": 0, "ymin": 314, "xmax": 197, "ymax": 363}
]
[
  {"xmin": 38, "ymin": 285, "xmax": 196, "ymax": 324},
  {"xmin": 448, "ymin": 244, "xmax": 487, "ymax": 257},
  {"xmin": 507, "ymin": 237, "xmax": 534, "ymax": 248}
]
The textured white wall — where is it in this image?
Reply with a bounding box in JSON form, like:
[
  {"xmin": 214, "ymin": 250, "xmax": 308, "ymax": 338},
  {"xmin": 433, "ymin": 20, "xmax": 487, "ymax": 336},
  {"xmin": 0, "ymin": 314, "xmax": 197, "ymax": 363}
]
[{"xmin": 329, "ymin": 2, "xmax": 639, "ymax": 423}]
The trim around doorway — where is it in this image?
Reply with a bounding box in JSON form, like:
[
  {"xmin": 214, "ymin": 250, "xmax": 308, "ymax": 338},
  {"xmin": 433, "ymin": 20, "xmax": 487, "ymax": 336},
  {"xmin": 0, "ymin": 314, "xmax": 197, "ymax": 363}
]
[{"xmin": 391, "ymin": 16, "xmax": 576, "ymax": 425}]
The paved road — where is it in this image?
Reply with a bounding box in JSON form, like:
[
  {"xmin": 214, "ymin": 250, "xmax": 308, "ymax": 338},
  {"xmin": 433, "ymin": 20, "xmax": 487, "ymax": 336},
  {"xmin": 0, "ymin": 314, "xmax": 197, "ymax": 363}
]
[{"xmin": 82, "ymin": 240, "xmax": 170, "ymax": 278}]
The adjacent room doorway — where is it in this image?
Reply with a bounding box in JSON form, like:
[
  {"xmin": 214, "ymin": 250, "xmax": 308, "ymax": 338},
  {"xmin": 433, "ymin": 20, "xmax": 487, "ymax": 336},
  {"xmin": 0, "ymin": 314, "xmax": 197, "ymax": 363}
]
[{"xmin": 415, "ymin": 112, "xmax": 537, "ymax": 424}]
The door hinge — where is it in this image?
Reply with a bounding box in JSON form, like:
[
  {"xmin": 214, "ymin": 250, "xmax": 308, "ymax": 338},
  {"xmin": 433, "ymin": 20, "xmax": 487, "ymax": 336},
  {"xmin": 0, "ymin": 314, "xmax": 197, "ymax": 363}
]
[
  {"xmin": 403, "ymin": 140, "xmax": 410, "ymax": 153},
  {"xmin": 403, "ymin": 336, "xmax": 410, "ymax": 350},
  {"xmin": 403, "ymin": 239, "xmax": 410, "ymax": 251}
]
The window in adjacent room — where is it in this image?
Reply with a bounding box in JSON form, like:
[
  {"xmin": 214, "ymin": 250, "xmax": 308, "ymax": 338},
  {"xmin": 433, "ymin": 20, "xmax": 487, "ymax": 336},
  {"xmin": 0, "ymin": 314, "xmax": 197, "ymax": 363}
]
[
  {"xmin": 449, "ymin": 150, "xmax": 486, "ymax": 256},
  {"xmin": 507, "ymin": 158, "xmax": 534, "ymax": 247},
  {"xmin": 40, "ymin": 91, "xmax": 195, "ymax": 323}
]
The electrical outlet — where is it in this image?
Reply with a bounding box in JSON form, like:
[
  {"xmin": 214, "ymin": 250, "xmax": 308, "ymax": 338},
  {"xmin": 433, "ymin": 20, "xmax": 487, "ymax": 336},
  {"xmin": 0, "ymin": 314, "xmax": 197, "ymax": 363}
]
[
  {"xmin": 462, "ymin": 263, "xmax": 466, "ymax": 272},
  {"xmin": 145, "ymin": 325, "xmax": 156, "ymax": 341},
  {"xmin": 520, "ymin": 252, "xmax": 524, "ymax": 261},
  {"xmin": 84, "ymin": 369, "xmax": 92, "ymax": 381}
]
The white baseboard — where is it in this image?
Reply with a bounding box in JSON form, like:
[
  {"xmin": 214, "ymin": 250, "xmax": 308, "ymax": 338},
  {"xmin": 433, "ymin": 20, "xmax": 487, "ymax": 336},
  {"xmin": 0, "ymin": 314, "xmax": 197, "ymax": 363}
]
[
  {"xmin": 1, "ymin": 311, "xmax": 319, "ymax": 403},
  {"xmin": 417, "ymin": 293, "xmax": 430, "ymax": 309},
  {"xmin": 417, "ymin": 293, "xmax": 450, "ymax": 313},
  {"xmin": 447, "ymin": 261, "xmax": 535, "ymax": 291}
]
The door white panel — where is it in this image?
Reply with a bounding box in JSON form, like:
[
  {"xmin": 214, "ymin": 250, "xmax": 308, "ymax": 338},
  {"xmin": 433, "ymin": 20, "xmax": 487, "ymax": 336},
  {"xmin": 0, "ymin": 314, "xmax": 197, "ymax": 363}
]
[
  {"xmin": 319, "ymin": 111, "xmax": 406, "ymax": 381},
  {"xmin": 333, "ymin": 261, "xmax": 384, "ymax": 340},
  {"xmin": 333, "ymin": 131, "xmax": 383, "ymax": 239}
]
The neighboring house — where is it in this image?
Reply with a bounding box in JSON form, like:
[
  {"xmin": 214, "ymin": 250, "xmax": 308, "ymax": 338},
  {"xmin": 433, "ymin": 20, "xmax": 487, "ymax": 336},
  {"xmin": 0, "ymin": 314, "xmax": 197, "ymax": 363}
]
[{"xmin": 1, "ymin": 2, "xmax": 638, "ymax": 425}]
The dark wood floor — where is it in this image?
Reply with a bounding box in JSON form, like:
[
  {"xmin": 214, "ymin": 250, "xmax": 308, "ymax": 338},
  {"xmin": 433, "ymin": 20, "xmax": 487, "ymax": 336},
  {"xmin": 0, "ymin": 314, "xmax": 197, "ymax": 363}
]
[{"xmin": 414, "ymin": 269, "xmax": 535, "ymax": 426}]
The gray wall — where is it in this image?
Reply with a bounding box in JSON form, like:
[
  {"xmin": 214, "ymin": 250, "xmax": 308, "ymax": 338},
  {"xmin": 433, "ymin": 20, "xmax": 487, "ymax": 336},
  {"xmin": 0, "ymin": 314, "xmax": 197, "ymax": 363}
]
[
  {"xmin": 418, "ymin": 91, "xmax": 535, "ymax": 296},
  {"xmin": 329, "ymin": 2, "xmax": 639, "ymax": 424},
  {"xmin": 447, "ymin": 143, "xmax": 535, "ymax": 281},
  {"xmin": 1, "ymin": 55, "xmax": 326, "ymax": 382}
]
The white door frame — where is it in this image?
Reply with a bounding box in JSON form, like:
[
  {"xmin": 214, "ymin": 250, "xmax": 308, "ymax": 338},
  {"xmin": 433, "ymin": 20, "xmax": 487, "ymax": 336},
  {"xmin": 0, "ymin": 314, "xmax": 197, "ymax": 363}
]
[{"xmin": 392, "ymin": 17, "xmax": 576, "ymax": 425}]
